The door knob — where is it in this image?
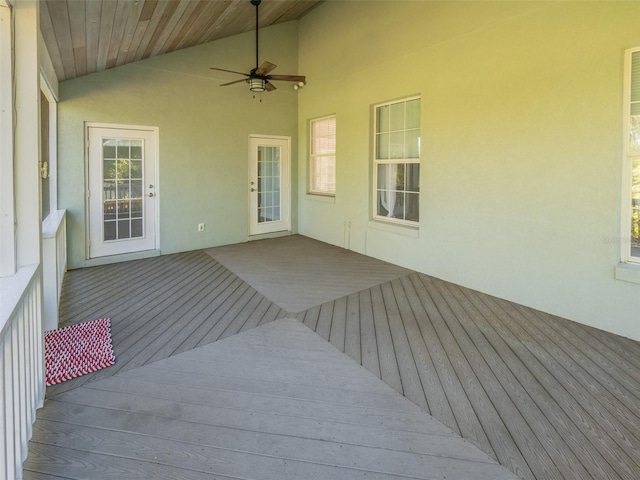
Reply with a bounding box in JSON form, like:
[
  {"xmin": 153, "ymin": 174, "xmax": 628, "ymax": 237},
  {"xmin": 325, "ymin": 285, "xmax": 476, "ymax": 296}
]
[
  {"xmin": 250, "ymin": 188, "xmax": 256, "ymax": 192},
  {"xmin": 147, "ymin": 192, "xmax": 154, "ymax": 197}
]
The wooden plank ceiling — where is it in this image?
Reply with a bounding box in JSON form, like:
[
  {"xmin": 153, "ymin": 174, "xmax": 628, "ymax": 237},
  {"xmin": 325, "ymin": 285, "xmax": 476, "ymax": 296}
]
[{"xmin": 40, "ymin": 0, "xmax": 324, "ymax": 82}]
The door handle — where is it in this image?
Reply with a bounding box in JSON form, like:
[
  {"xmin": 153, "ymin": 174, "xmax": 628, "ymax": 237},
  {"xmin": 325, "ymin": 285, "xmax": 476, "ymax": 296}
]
[
  {"xmin": 250, "ymin": 188, "xmax": 256, "ymax": 192},
  {"xmin": 147, "ymin": 192, "xmax": 154, "ymax": 197}
]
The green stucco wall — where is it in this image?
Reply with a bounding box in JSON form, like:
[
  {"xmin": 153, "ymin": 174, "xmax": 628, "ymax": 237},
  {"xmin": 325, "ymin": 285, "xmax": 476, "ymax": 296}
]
[
  {"xmin": 297, "ymin": 1, "xmax": 640, "ymax": 340},
  {"xmin": 58, "ymin": 22, "xmax": 299, "ymax": 269}
]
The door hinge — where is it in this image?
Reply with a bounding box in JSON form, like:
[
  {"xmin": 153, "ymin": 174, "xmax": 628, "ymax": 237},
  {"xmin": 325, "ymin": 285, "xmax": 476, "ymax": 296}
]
[{"xmin": 87, "ymin": 189, "xmax": 90, "ymax": 198}]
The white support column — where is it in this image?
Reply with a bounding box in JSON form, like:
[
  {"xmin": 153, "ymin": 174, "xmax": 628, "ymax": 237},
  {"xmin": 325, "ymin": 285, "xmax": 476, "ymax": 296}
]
[
  {"xmin": 13, "ymin": 0, "xmax": 40, "ymax": 269},
  {"xmin": 0, "ymin": 2, "xmax": 15, "ymax": 276}
]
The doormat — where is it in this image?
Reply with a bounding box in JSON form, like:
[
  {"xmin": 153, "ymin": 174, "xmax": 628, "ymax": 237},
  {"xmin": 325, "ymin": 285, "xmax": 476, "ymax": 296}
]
[{"xmin": 45, "ymin": 318, "xmax": 115, "ymax": 386}]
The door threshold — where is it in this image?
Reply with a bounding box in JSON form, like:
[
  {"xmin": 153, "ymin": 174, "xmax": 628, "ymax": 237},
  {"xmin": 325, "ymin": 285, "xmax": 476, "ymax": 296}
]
[
  {"xmin": 248, "ymin": 231, "xmax": 293, "ymax": 242},
  {"xmin": 84, "ymin": 249, "xmax": 161, "ymax": 268}
]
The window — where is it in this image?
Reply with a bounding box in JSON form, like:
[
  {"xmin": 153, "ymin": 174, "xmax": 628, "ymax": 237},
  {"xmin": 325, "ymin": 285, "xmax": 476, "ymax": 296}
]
[
  {"xmin": 624, "ymin": 49, "xmax": 640, "ymax": 263},
  {"xmin": 309, "ymin": 115, "xmax": 336, "ymax": 195},
  {"xmin": 373, "ymin": 97, "xmax": 421, "ymax": 225}
]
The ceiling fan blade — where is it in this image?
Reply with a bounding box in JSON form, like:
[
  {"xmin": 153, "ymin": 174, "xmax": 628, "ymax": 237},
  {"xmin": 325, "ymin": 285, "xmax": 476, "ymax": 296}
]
[
  {"xmin": 256, "ymin": 61, "xmax": 277, "ymax": 75},
  {"xmin": 268, "ymin": 74, "xmax": 306, "ymax": 83},
  {"xmin": 220, "ymin": 78, "xmax": 248, "ymax": 87},
  {"xmin": 265, "ymin": 81, "xmax": 277, "ymax": 92},
  {"xmin": 210, "ymin": 67, "xmax": 249, "ymax": 77}
]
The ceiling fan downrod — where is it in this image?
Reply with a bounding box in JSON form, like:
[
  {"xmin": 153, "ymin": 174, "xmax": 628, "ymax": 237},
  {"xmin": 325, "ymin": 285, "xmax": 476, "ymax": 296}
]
[
  {"xmin": 209, "ymin": 0, "xmax": 306, "ymax": 93},
  {"xmin": 251, "ymin": 0, "xmax": 261, "ymax": 72}
]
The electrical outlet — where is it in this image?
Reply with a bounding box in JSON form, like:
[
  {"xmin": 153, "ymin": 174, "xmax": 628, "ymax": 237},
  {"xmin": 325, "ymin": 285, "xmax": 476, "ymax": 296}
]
[{"xmin": 198, "ymin": 223, "xmax": 205, "ymax": 232}]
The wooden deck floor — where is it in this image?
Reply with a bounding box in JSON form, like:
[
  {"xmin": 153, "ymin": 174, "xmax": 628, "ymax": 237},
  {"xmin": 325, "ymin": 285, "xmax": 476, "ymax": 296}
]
[
  {"xmin": 47, "ymin": 249, "xmax": 289, "ymax": 397},
  {"xmin": 26, "ymin": 235, "xmax": 640, "ymax": 479},
  {"xmin": 24, "ymin": 319, "xmax": 518, "ymax": 480},
  {"xmin": 205, "ymin": 235, "xmax": 411, "ymax": 312}
]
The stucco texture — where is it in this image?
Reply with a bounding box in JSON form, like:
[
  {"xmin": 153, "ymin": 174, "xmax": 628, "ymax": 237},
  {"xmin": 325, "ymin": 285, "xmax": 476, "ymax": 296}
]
[{"xmin": 297, "ymin": 1, "xmax": 640, "ymax": 340}]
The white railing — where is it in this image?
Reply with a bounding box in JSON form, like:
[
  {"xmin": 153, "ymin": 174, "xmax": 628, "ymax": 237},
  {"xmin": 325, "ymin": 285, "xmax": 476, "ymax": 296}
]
[
  {"xmin": 42, "ymin": 210, "xmax": 67, "ymax": 331},
  {"xmin": 0, "ymin": 264, "xmax": 45, "ymax": 480}
]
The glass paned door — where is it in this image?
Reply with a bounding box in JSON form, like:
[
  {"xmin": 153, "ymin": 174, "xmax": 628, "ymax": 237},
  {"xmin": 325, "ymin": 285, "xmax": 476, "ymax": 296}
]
[
  {"xmin": 249, "ymin": 136, "xmax": 290, "ymax": 236},
  {"xmin": 88, "ymin": 126, "xmax": 158, "ymax": 258}
]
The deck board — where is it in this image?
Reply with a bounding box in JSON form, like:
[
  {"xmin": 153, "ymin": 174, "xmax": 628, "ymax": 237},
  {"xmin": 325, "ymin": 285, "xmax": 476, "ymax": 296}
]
[
  {"xmin": 293, "ymin": 264, "xmax": 640, "ymax": 479},
  {"xmin": 46, "ymin": 251, "xmax": 284, "ymax": 397},
  {"xmin": 31, "ymin": 235, "xmax": 640, "ymax": 479},
  {"xmin": 58, "ymin": 251, "xmax": 200, "ymax": 325},
  {"xmin": 205, "ymin": 235, "xmax": 411, "ymax": 312},
  {"xmin": 343, "ymin": 292, "xmax": 361, "ymax": 364},
  {"xmin": 407, "ymin": 274, "xmax": 496, "ymax": 454},
  {"xmin": 508, "ymin": 301, "xmax": 640, "ymax": 430},
  {"xmin": 25, "ymin": 319, "xmax": 517, "ymax": 480},
  {"xmin": 418, "ymin": 275, "xmax": 541, "ymax": 479},
  {"xmin": 371, "ymin": 284, "xmax": 403, "ymax": 393},
  {"xmin": 431, "ymin": 278, "xmax": 594, "ymax": 480},
  {"xmin": 328, "ymin": 295, "xmax": 347, "ymax": 352},
  {"xmin": 454, "ymin": 283, "xmax": 640, "ymax": 480},
  {"xmin": 380, "ymin": 281, "xmax": 427, "ymax": 410},
  {"xmin": 315, "ymin": 301, "xmax": 334, "ymax": 341}
]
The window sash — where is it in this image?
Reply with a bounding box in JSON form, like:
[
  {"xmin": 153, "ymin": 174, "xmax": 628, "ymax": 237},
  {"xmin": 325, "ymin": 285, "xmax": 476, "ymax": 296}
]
[{"xmin": 309, "ymin": 115, "xmax": 336, "ymax": 195}]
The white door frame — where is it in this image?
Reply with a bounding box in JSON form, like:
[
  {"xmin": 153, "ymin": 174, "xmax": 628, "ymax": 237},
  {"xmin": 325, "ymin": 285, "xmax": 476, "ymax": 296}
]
[
  {"xmin": 86, "ymin": 122, "xmax": 160, "ymax": 259},
  {"xmin": 248, "ymin": 134, "xmax": 291, "ymax": 236}
]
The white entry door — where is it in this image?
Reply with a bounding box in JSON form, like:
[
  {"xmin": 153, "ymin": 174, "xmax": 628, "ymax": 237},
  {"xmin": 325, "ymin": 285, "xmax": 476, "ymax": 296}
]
[
  {"xmin": 248, "ymin": 135, "xmax": 291, "ymax": 236},
  {"xmin": 88, "ymin": 126, "xmax": 158, "ymax": 258}
]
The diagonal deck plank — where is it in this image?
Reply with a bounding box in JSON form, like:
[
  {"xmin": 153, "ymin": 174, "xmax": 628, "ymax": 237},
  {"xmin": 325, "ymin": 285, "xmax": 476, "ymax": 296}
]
[
  {"xmin": 46, "ymin": 250, "xmax": 285, "ymax": 397},
  {"xmin": 58, "ymin": 251, "xmax": 205, "ymax": 327},
  {"xmin": 267, "ymin": 236, "xmax": 640, "ymax": 480},
  {"xmin": 34, "ymin": 235, "xmax": 640, "ymax": 480},
  {"xmin": 447, "ymin": 281, "xmax": 640, "ymax": 480},
  {"xmin": 407, "ymin": 274, "xmax": 498, "ymax": 457},
  {"xmin": 429, "ymin": 277, "xmax": 597, "ymax": 479},
  {"xmin": 25, "ymin": 319, "xmax": 518, "ymax": 480},
  {"xmin": 392, "ymin": 277, "xmax": 455, "ymax": 422}
]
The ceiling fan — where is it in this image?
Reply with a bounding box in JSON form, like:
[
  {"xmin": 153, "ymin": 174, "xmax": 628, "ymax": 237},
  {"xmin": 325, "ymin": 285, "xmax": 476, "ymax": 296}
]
[{"xmin": 210, "ymin": 0, "xmax": 306, "ymax": 93}]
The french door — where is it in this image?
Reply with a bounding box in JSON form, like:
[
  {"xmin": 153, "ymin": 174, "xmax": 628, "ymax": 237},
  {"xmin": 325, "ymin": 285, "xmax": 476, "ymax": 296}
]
[
  {"xmin": 88, "ymin": 125, "xmax": 158, "ymax": 258},
  {"xmin": 248, "ymin": 135, "xmax": 291, "ymax": 236}
]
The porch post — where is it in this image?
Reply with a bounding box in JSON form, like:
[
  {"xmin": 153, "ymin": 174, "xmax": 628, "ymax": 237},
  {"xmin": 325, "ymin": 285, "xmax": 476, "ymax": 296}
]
[
  {"xmin": 0, "ymin": 0, "xmax": 15, "ymax": 276},
  {"xmin": 14, "ymin": 0, "xmax": 41, "ymax": 269}
]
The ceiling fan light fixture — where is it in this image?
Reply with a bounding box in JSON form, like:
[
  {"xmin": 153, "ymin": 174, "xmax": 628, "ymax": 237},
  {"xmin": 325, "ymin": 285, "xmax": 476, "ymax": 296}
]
[
  {"xmin": 210, "ymin": 0, "xmax": 305, "ymax": 94},
  {"xmin": 249, "ymin": 78, "xmax": 266, "ymax": 92}
]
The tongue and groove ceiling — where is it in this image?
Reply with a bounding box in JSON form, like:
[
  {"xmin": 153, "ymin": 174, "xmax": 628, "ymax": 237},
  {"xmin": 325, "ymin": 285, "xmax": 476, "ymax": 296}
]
[{"xmin": 40, "ymin": 0, "xmax": 324, "ymax": 82}]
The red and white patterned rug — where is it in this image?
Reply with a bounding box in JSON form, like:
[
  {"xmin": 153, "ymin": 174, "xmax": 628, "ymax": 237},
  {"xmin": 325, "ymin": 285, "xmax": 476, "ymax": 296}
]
[{"xmin": 44, "ymin": 317, "xmax": 115, "ymax": 386}]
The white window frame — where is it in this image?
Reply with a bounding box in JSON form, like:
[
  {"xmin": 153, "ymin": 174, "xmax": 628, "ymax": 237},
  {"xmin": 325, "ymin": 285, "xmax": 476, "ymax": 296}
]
[
  {"xmin": 372, "ymin": 96, "xmax": 421, "ymax": 227},
  {"xmin": 309, "ymin": 114, "xmax": 336, "ymax": 196},
  {"xmin": 40, "ymin": 71, "xmax": 58, "ymax": 221},
  {"xmin": 622, "ymin": 47, "xmax": 640, "ymax": 265}
]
